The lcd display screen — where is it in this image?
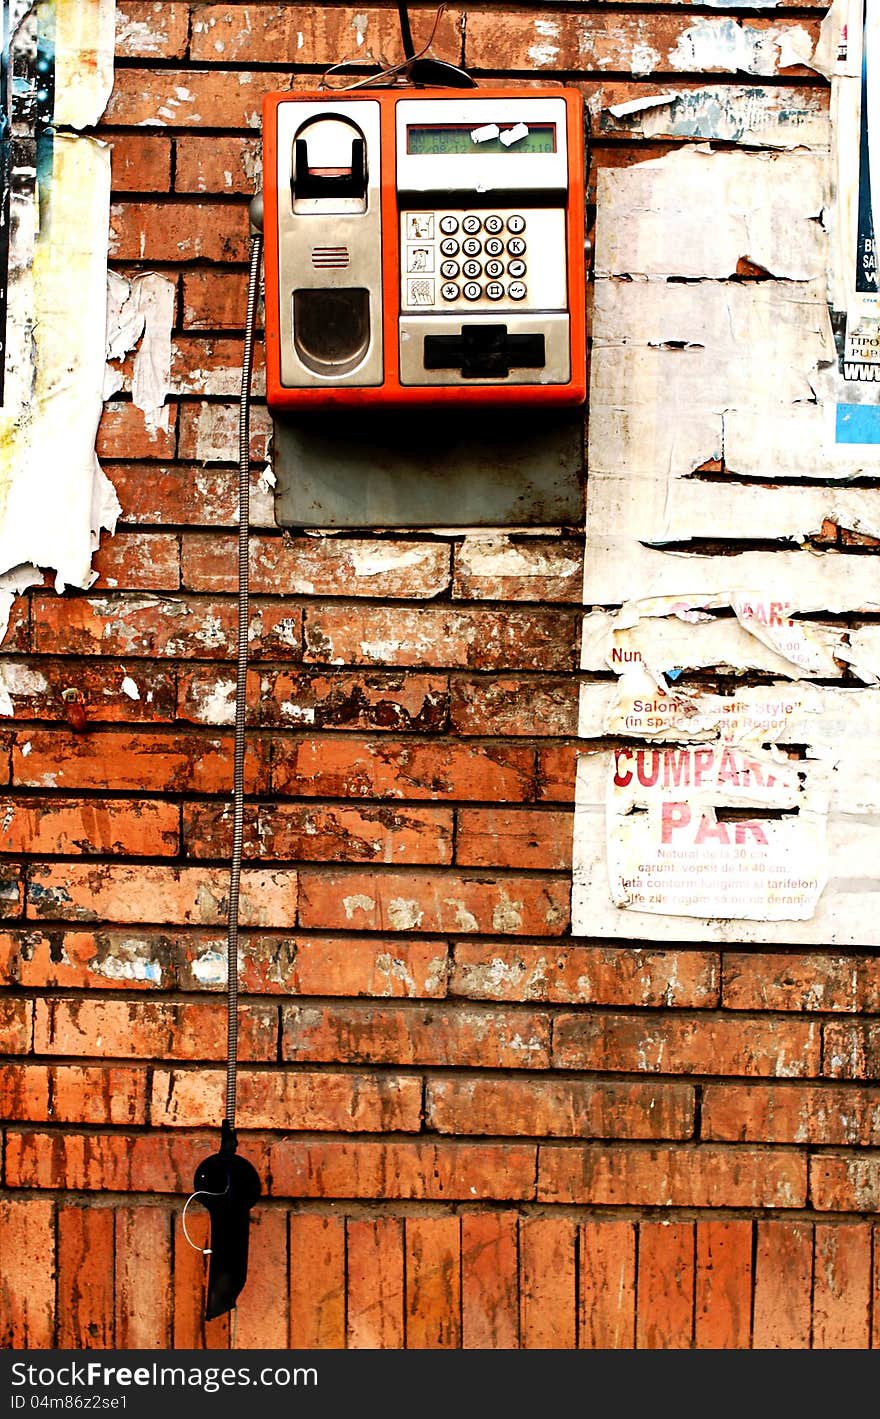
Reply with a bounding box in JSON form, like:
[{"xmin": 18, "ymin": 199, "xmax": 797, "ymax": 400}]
[{"xmin": 407, "ymin": 124, "xmax": 556, "ymax": 156}]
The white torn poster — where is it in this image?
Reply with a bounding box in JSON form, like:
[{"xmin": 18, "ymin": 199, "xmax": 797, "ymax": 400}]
[
  {"xmin": 605, "ymin": 742, "xmax": 829, "ymax": 921},
  {"xmin": 812, "ymin": 0, "xmax": 880, "ymax": 446},
  {"xmin": 0, "ymin": 0, "xmax": 119, "ymax": 605}
]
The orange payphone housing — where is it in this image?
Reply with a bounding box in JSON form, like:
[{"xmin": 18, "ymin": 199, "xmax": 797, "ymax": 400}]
[{"xmin": 262, "ymin": 86, "xmax": 586, "ymax": 411}]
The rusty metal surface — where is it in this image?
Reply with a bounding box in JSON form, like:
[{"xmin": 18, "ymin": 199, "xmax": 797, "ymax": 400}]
[{"xmin": 271, "ymin": 407, "xmax": 586, "ymax": 528}]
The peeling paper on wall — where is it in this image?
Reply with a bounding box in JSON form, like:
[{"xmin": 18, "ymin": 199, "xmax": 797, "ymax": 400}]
[
  {"xmin": 104, "ymin": 270, "xmax": 175, "ymax": 431},
  {"xmin": 0, "ymin": 0, "xmax": 118, "ymax": 654},
  {"xmin": 576, "ymin": 82, "xmax": 880, "ymax": 940}
]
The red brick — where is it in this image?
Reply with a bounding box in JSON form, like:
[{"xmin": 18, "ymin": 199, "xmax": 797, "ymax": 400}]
[
  {"xmin": 57, "ymin": 1206, "xmax": 115, "ymax": 1347},
  {"xmin": 116, "ymin": 2, "xmax": 189, "ymax": 57},
  {"xmin": 0, "ymin": 997, "xmax": 31, "ymax": 1052},
  {"xmin": 115, "ymin": 1207, "xmax": 172, "ymax": 1347},
  {"xmin": 289, "ymin": 1215, "xmax": 346, "ymax": 1349},
  {"xmin": 6, "ymin": 927, "xmax": 176, "ymax": 992},
  {"xmin": 176, "ymin": 400, "xmax": 272, "ymax": 463},
  {"xmin": 520, "ymin": 1217, "xmax": 576, "ymax": 1349},
  {"xmin": 0, "ymin": 1062, "xmax": 49, "ymax": 1120},
  {"xmin": 109, "ymin": 200, "xmax": 249, "ymax": 262},
  {"xmin": 304, "ymin": 604, "xmax": 578, "ymax": 671},
  {"xmin": 752, "ymin": 1221, "xmax": 813, "ymax": 1348},
  {"xmin": 190, "ymin": 5, "xmax": 462, "ymax": 65},
  {"xmin": 579, "ymin": 1220, "xmax": 636, "ymax": 1349},
  {"xmin": 273, "ymin": 735, "xmax": 534, "ymax": 804},
  {"xmin": 0, "ymin": 596, "xmax": 31, "ymax": 653},
  {"xmin": 810, "ymin": 1154, "xmax": 880, "ymax": 1213},
  {"xmin": 179, "ymin": 931, "xmax": 297, "ymax": 994},
  {"xmin": 812, "ymin": 1222, "xmax": 871, "ymax": 1349},
  {"xmin": 97, "ymin": 399, "xmax": 178, "ymax": 459},
  {"xmin": 0, "ymin": 795, "xmax": 178, "ymax": 856},
  {"xmin": 261, "ymin": 668, "xmax": 449, "ymax": 732},
  {"xmin": 30, "ymin": 593, "xmax": 295, "ymax": 661},
  {"xmin": 175, "ymin": 134, "xmax": 262, "ymax": 194},
  {"xmin": 282, "ymin": 1001, "xmax": 549, "ymax": 1069},
  {"xmin": 453, "ymin": 535, "xmax": 583, "ymax": 602},
  {"xmin": 151, "ymin": 1066, "xmax": 422, "ymax": 1131},
  {"xmin": 297, "ymin": 868, "xmax": 570, "ymax": 936},
  {"xmin": 539, "ymin": 1143, "xmax": 807, "ymax": 1208},
  {"xmin": 702, "ymin": 1083, "xmax": 880, "ymax": 1145},
  {"xmin": 465, "ymin": 11, "xmax": 820, "ymax": 76},
  {"xmin": 102, "ymin": 66, "xmax": 287, "ymax": 129},
  {"xmin": 26, "ymin": 863, "xmax": 296, "ymax": 926},
  {"xmin": 426, "ymin": 1076, "xmax": 693, "ymax": 1138},
  {"xmin": 695, "ymin": 1220, "xmax": 753, "ymax": 1350},
  {"xmin": 724, "ymin": 952, "xmax": 880, "ymax": 1012},
  {"xmin": 182, "ymin": 800, "xmax": 454, "ymax": 865},
  {"xmin": 636, "ymin": 1222, "xmax": 694, "ymax": 1349},
  {"xmin": 0, "ymin": 1198, "xmax": 56, "ymax": 1346},
  {"xmin": 0, "ymin": 657, "xmax": 177, "ymax": 724},
  {"xmin": 451, "ymin": 677, "xmax": 577, "ymax": 735},
  {"xmin": 33, "ymin": 998, "xmax": 277, "ymax": 1061},
  {"xmin": 0, "ymin": 862, "xmax": 24, "ymax": 919},
  {"xmin": 182, "ymin": 270, "xmax": 254, "ymax": 330},
  {"xmin": 553, "ymin": 1011, "xmax": 821, "ymax": 1076},
  {"xmin": 536, "ymin": 744, "xmax": 580, "ymax": 800},
  {"xmin": 233, "ymin": 1209, "xmax": 289, "ymax": 1349},
  {"xmin": 182, "ymin": 533, "xmax": 450, "ymax": 597},
  {"xmin": 269, "ymin": 1138, "xmax": 536, "ymax": 1201},
  {"xmin": 0, "ymin": 1063, "xmax": 147, "ymax": 1124},
  {"xmin": 5, "ymin": 1127, "xmax": 272, "ymax": 1194},
  {"xmin": 456, "ymin": 807, "xmax": 572, "ymax": 869},
  {"xmin": 461, "ymin": 1212, "xmax": 519, "ymax": 1349},
  {"xmin": 346, "ymin": 1218, "xmax": 405, "ymax": 1349},
  {"xmin": 452, "ymin": 942, "xmax": 719, "ymax": 1007},
  {"xmin": 406, "ymin": 1217, "xmax": 461, "ymax": 1349},
  {"xmin": 12, "ymin": 728, "xmax": 266, "ymax": 794},
  {"xmin": 165, "ymin": 336, "xmax": 265, "ymax": 397},
  {"xmin": 172, "ymin": 1204, "xmax": 230, "ymax": 1349},
  {"xmin": 823, "ymin": 1021, "xmax": 880, "ymax": 1078},
  {"xmin": 290, "ymin": 936, "xmax": 449, "ymax": 999},
  {"xmin": 106, "ymin": 462, "xmax": 274, "ymax": 528},
  {"xmin": 91, "ymin": 530, "xmax": 181, "ymax": 590},
  {"xmin": 109, "ymin": 133, "xmax": 173, "ymax": 191}
]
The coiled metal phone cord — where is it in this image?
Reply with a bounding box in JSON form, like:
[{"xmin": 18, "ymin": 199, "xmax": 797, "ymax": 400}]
[{"xmin": 226, "ymin": 204, "xmax": 263, "ymax": 1130}]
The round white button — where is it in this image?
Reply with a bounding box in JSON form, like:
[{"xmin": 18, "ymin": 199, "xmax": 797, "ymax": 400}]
[
  {"xmin": 463, "ymin": 281, "xmax": 482, "ymax": 301},
  {"xmin": 507, "ymin": 214, "xmax": 526, "ymax": 234},
  {"xmin": 485, "ymin": 259, "xmax": 504, "ymax": 279},
  {"xmin": 463, "ymin": 259, "xmax": 482, "ymax": 278},
  {"xmin": 439, "ymin": 215, "xmax": 459, "ymax": 234},
  {"xmin": 462, "ymin": 214, "xmax": 481, "ymax": 234},
  {"xmin": 462, "ymin": 237, "xmax": 481, "ymax": 256},
  {"xmin": 507, "ymin": 236, "xmax": 526, "ymax": 257},
  {"xmin": 484, "ymin": 237, "xmax": 504, "ymax": 257},
  {"xmin": 441, "ymin": 282, "xmax": 460, "ymax": 301},
  {"xmin": 508, "ymin": 280, "xmax": 527, "ymax": 300},
  {"xmin": 484, "ymin": 214, "xmax": 503, "ymax": 234},
  {"xmin": 440, "ymin": 259, "xmax": 460, "ymax": 278},
  {"xmin": 507, "ymin": 258, "xmax": 526, "ymax": 279},
  {"xmin": 440, "ymin": 237, "xmax": 460, "ymax": 256},
  {"xmin": 486, "ymin": 281, "xmax": 504, "ymax": 300}
]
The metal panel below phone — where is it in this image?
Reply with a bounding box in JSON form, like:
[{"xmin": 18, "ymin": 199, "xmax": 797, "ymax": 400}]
[{"xmin": 271, "ymin": 408, "xmax": 584, "ymax": 528}]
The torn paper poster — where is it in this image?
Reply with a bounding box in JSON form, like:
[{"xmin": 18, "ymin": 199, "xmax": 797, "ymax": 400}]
[
  {"xmin": 815, "ymin": 0, "xmax": 880, "ymax": 445},
  {"xmin": 104, "ymin": 271, "xmax": 175, "ymax": 431},
  {"xmin": 572, "ymin": 739, "xmax": 880, "ymax": 945},
  {"xmin": 598, "ymin": 85, "xmax": 829, "ymax": 150},
  {"xmin": 0, "ymin": 0, "xmax": 119, "ymax": 595},
  {"xmin": 605, "ymin": 742, "xmax": 829, "ymax": 921}
]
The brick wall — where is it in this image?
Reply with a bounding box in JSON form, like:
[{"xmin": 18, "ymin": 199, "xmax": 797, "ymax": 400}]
[{"xmin": 2, "ymin": 0, "xmax": 879, "ymax": 1350}]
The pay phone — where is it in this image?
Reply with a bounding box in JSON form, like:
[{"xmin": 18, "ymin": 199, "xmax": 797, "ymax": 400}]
[{"xmin": 262, "ymin": 86, "xmax": 586, "ymax": 409}]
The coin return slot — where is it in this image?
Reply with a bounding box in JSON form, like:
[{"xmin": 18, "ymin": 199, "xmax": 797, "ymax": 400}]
[{"xmin": 423, "ymin": 324, "xmax": 546, "ymax": 378}]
